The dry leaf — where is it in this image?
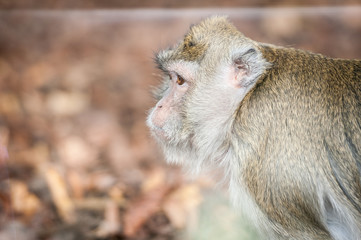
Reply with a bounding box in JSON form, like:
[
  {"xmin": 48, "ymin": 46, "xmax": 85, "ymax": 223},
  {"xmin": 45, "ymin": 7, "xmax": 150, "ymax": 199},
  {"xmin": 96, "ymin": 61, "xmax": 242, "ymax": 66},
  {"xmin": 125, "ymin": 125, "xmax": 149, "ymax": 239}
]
[
  {"xmin": 141, "ymin": 167, "xmax": 166, "ymax": 193},
  {"xmin": 123, "ymin": 184, "xmax": 172, "ymax": 237},
  {"xmin": 95, "ymin": 200, "xmax": 121, "ymax": 238},
  {"xmin": 67, "ymin": 170, "xmax": 87, "ymax": 199},
  {"xmin": 108, "ymin": 185, "xmax": 125, "ymax": 203},
  {"xmin": 10, "ymin": 180, "xmax": 41, "ymax": 219},
  {"xmin": 162, "ymin": 184, "xmax": 203, "ymax": 229},
  {"xmin": 74, "ymin": 196, "xmax": 126, "ymax": 211},
  {"xmin": 44, "ymin": 166, "xmax": 75, "ymax": 223}
]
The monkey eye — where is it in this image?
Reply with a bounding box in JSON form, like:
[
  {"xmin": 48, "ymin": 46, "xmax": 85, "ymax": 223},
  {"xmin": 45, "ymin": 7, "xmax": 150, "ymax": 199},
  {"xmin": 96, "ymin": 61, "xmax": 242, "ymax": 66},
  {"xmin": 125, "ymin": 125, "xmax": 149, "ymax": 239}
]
[{"xmin": 176, "ymin": 74, "xmax": 185, "ymax": 85}]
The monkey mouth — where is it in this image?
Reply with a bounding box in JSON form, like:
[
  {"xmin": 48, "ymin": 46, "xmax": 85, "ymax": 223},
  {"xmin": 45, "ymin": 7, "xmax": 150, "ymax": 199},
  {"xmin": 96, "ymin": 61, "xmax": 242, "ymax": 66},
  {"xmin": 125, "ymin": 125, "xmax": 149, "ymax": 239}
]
[{"xmin": 151, "ymin": 126, "xmax": 169, "ymax": 141}]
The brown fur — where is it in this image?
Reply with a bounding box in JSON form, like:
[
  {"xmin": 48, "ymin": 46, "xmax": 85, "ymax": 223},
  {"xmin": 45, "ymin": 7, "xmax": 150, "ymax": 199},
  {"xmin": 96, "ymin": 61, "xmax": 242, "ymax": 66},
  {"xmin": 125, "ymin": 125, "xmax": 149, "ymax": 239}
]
[
  {"xmin": 149, "ymin": 16, "xmax": 361, "ymax": 240},
  {"xmin": 237, "ymin": 45, "xmax": 361, "ymax": 238}
]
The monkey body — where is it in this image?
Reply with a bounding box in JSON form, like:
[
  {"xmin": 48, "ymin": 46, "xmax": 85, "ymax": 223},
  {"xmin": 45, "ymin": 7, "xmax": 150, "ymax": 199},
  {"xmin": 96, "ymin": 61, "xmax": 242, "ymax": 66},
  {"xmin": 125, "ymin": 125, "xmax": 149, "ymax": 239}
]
[
  {"xmin": 236, "ymin": 46, "xmax": 361, "ymax": 239},
  {"xmin": 147, "ymin": 17, "xmax": 361, "ymax": 239}
]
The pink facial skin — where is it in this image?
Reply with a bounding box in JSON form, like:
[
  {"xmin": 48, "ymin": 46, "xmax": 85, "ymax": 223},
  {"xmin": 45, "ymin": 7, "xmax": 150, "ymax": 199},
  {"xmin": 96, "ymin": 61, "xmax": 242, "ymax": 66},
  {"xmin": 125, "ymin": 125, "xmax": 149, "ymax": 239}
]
[{"xmin": 148, "ymin": 71, "xmax": 189, "ymax": 140}]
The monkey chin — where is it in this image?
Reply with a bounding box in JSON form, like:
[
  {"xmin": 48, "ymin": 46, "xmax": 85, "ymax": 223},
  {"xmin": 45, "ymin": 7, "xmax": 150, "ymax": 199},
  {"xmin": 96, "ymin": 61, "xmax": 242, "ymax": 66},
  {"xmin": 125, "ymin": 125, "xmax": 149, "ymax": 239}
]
[{"xmin": 150, "ymin": 125, "xmax": 168, "ymax": 140}]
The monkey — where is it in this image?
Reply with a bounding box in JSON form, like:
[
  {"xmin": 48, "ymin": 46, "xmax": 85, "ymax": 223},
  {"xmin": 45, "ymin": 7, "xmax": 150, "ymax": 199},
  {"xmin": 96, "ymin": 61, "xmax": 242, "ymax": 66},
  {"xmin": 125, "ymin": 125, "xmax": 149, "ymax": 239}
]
[{"xmin": 146, "ymin": 16, "xmax": 361, "ymax": 240}]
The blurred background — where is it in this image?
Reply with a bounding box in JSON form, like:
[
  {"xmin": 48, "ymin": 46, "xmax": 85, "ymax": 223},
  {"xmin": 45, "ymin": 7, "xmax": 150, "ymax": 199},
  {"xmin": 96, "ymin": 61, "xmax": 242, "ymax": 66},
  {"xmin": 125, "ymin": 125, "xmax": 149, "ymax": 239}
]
[{"xmin": 0, "ymin": 1, "xmax": 360, "ymax": 240}]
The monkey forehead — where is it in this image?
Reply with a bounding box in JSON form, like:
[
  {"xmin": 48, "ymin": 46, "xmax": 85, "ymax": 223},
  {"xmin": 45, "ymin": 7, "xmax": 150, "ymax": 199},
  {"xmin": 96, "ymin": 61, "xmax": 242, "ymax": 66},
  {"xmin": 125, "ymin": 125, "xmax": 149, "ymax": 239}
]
[
  {"xmin": 161, "ymin": 16, "xmax": 246, "ymax": 60},
  {"xmin": 155, "ymin": 43, "xmax": 206, "ymax": 67},
  {"xmin": 180, "ymin": 16, "xmax": 244, "ymax": 60},
  {"xmin": 155, "ymin": 50, "xmax": 199, "ymax": 81},
  {"xmin": 155, "ymin": 44, "xmax": 204, "ymax": 72},
  {"xmin": 155, "ymin": 16, "xmax": 253, "ymax": 70}
]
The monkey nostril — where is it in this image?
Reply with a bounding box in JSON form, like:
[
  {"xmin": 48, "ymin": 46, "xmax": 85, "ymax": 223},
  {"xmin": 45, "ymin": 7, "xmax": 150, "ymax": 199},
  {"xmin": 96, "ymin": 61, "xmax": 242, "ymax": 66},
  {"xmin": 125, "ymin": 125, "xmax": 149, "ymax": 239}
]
[{"xmin": 158, "ymin": 105, "xmax": 163, "ymax": 109}]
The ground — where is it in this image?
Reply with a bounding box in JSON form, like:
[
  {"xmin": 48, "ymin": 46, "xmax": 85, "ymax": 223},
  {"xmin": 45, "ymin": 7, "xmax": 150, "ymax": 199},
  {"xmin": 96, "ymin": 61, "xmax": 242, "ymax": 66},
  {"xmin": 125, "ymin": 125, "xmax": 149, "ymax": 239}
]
[{"xmin": 0, "ymin": 5, "xmax": 360, "ymax": 240}]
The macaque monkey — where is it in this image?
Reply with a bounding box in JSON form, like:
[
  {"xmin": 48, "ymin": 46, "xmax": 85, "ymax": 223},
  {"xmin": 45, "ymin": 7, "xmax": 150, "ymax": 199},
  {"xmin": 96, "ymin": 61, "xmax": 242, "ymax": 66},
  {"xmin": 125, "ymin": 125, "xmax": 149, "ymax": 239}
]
[{"xmin": 147, "ymin": 16, "xmax": 361, "ymax": 240}]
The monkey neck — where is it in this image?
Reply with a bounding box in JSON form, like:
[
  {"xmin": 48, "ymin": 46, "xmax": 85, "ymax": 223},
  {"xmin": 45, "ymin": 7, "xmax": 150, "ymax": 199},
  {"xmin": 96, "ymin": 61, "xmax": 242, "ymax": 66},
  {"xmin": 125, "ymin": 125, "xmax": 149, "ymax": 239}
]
[{"xmin": 259, "ymin": 44, "xmax": 327, "ymax": 75}]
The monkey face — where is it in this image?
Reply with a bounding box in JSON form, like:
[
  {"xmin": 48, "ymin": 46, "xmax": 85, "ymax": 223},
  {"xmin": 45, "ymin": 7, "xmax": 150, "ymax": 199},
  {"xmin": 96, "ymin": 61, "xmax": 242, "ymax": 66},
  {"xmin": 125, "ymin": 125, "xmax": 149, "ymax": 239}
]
[
  {"xmin": 147, "ymin": 16, "xmax": 270, "ymax": 167},
  {"xmin": 146, "ymin": 70, "xmax": 190, "ymax": 142}
]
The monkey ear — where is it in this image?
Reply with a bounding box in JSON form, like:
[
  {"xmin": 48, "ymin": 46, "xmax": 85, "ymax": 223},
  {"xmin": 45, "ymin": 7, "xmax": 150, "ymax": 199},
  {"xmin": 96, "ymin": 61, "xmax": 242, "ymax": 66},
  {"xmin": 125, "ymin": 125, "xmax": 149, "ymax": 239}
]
[
  {"xmin": 231, "ymin": 57, "xmax": 249, "ymax": 88},
  {"xmin": 230, "ymin": 48, "xmax": 263, "ymax": 89}
]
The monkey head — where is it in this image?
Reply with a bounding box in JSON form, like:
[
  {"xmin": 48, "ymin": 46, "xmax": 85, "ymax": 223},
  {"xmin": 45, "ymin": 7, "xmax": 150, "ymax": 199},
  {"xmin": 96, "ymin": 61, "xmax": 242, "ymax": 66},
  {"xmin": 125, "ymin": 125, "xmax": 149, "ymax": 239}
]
[{"xmin": 147, "ymin": 16, "xmax": 269, "ymax": 171}]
